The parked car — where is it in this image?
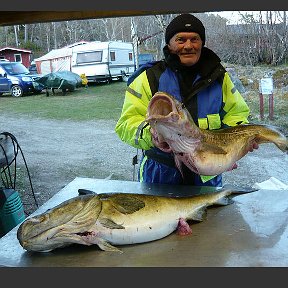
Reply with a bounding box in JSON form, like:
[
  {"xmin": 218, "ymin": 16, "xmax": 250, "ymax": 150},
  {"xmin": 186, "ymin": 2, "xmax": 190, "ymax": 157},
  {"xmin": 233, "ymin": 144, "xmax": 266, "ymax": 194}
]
[
  {"xmin": 28, "ymin": 62, "xmax": 38, "ymax": 74},
  {"xmin": 0, "ymin": 74, "xmax": 12, "ymax": 95},
  {"xmin": 0, "ymin": 61, "xmax": 44, "ymax": 97}
]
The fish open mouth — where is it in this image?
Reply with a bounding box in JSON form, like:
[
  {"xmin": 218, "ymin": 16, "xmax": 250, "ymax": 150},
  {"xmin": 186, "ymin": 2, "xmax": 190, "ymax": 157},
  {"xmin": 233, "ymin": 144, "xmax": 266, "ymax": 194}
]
[
  {"xmin": 147, "ymin": 92, "xmax": 180, "ymax": 123},
  {"xmin": 146, "ymin": 92, "xmax": 193, "ymax": 154},
  {"xmin": 146, "ymin": 92, "xmax": 179, "ymax": 152}
]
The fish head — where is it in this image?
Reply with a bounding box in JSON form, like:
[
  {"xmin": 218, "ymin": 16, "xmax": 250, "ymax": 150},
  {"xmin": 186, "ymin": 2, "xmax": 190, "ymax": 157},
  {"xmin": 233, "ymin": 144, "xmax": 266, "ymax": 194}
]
[
  {"xmin": 17, "ymin": 194, "xmax": 102, "ymax": 252},
  {"xmin": 146, "ymin": 92, "xmax": 189, "ymax": 124},
  {"xmin": 146, "ymin": 92, "xmax": 200, "ymax": 152},
  {"xmin": 146, "ymin": 92, "xmax": 197, "ymax": 132}
]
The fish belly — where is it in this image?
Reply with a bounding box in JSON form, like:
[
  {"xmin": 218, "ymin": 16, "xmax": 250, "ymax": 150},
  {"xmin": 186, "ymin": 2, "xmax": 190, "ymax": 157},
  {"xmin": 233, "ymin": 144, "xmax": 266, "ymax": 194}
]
[
  {"xmin": 191, "ymin": 151, "xmax": 238, "ymax": 175},
  {"xmin": 96, "ymin": 221, "xmax": 179, "ymax": 245}
]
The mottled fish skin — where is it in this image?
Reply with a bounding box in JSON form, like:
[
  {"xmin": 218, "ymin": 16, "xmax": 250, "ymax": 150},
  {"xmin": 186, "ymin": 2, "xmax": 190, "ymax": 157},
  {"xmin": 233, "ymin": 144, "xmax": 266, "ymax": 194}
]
[
  {"xmin": 17, "ymin": 189, "xmax": 251, "ymax": 253},
  {"xmin": 146, "ymin": 92, "xmax": 288, "ymax": 176},
  {"xmin": 17, "ymin": 195, "xmax": 102, "ymax": 252}
]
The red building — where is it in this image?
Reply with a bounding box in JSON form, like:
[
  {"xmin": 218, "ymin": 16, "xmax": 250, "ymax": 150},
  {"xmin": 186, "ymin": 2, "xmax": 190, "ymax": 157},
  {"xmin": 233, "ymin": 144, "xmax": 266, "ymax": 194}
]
[{"xmin": 0, "ymin": 47, "xmax": 32, "ymax": 68}]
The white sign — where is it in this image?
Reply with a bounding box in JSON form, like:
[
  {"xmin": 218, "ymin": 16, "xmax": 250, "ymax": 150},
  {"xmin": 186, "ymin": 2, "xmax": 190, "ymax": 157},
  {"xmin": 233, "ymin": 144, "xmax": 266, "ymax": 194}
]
[{"xmin": 259, "ymin": 77, "xmax": 273, "ymax": 94}]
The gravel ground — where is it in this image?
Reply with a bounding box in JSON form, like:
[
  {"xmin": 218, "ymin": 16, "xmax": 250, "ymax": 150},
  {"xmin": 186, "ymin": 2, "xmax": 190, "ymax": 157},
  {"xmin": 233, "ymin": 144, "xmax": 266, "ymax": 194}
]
[
  {"xmin": 1, "ymin": 113, "xmax": 288, "ymax": 216},
  {"xmin": 0, "ymin": 115, "xmax": 136, "ymax": 215}
]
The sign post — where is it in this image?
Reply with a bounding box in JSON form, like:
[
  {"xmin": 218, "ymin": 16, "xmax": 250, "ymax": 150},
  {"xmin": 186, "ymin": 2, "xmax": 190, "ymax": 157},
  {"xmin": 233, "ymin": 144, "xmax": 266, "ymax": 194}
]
[
  {"xmin": 268, "ymin": 92, "xmax": 274, "ymax": 120},
  {"xmin": 258, "ymin": 91, "xmax": 264, "ymax": 121},
  {"xmin": 259, "ymin": 77, "xmax": 274, "ymax": 121}
]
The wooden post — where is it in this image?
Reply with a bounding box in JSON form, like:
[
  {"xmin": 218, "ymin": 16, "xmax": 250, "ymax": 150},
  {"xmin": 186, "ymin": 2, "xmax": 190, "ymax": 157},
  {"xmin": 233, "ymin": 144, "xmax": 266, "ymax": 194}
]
[
  {"xmin": 259, "ymin": 92, "xmax": 264, "ymax": 121},
  {"xmin": 268, "ymin": 93, "xmax": 274, "ymax": 120}
]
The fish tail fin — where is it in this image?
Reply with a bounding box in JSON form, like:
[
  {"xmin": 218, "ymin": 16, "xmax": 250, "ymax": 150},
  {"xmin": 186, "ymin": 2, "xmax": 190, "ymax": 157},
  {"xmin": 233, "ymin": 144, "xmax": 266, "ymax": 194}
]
[
  {"xmin": 275, "ymin": 139, "xmax": 288, "ymax": 153},
  {"xmin": 256, "ymin": 127, "xmax": 288, "ymax": 152},
  {"xmin": 213, "ymin": 186, "xmax": 257, "ymax": 207},
  {"xmin": 267, "ymin": 134, "xmax": 288, "ymax": 152},
  {"xmin": 221, "ymin": 184, "xmax": 258, "ymax": 194}
]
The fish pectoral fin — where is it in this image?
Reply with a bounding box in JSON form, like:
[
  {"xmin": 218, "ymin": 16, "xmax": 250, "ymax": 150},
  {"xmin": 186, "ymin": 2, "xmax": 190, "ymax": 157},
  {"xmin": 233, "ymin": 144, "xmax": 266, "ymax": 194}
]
[
  {"xmin": 111, "ymin": 195, "xmax": 145, "ymax": 214},
  {"xmin": 99, "ymin": 217, "xmax": 125, "ymax": 229},
  {"xmin": 174, "ymin": 155, "xmax": 184, "ymax": 178},
  {"xmin": 95, "ymin": 238, "xmax": 123, "ymax": 253},
  {"xmin": 81, "ymin": 231, "xmax": 123, "ymax": 253},
  {"xmin": 190, "ymin": 207, "xmax": 207, "ymax": 222},
  {"xmin": 200, "ymin": 143, "xmax": 227, "ymax": 155}
]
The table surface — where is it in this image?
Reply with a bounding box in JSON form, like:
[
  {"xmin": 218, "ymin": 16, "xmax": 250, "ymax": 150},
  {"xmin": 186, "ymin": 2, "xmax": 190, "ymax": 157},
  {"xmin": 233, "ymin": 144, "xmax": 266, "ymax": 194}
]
[{"xmin": 1, "ymin": 177, "xmax": 288, "ymax": 267}]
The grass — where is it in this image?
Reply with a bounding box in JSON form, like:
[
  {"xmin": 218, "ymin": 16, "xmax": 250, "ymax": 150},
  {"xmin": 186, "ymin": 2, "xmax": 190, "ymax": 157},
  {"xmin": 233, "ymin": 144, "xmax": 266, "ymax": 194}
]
[
  {"xmin": 244, "ymin": 90, "xmax": 288, "ymax": 133},
  {"xmin": 1, "ymin": 79, "xmax": 287, "ymax": 134},
  {"xmin": 0, "ymin": 81, "xmax": 127, "ymax": 121}
]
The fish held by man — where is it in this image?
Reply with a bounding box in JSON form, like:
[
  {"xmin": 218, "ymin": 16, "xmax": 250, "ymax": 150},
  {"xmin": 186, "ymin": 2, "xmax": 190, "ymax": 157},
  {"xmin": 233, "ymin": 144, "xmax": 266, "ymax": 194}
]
[
  {"xmin": 17, "ymin": 188, "xmax": 254, "ymax": 253},
  {"xmin": 146, "ymin": 92, "xmax": 288, "ymax": 176}
]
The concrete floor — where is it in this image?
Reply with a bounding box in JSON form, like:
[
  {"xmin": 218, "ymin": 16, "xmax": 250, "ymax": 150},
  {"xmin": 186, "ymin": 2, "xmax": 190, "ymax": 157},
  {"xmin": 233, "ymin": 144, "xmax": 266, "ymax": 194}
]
[{"xmin": 1, "ymin": 178, "xmax": 288, "ymax": 267}]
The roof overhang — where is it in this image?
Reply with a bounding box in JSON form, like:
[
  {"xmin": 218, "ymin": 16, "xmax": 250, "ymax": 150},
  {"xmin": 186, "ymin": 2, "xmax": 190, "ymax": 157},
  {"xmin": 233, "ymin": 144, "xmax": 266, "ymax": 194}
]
[
  {"xmin": 0, "ymin": 11, "xmax": 186, "ymax": 26},
  {"xmin": 0, "ymin": 47, "xmax": 32, "ymax": 53}
]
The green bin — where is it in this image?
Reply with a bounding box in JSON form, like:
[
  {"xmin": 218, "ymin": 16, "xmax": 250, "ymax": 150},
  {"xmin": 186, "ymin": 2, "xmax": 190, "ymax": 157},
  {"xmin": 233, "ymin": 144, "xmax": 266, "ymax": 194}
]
[{"xmin": 0, "ymin": 188, "xmax": 25, "ymax": 237}]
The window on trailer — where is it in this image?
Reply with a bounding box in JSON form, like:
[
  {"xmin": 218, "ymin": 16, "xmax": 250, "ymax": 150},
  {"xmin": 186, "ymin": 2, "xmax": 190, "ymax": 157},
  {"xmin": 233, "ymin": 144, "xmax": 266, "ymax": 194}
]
[
  {"xmin": 110, "ymin": 51, "xmax": 116, "ymax": 61},
  {"xmin": 76, "ymin": 51, "xmax": 102, "ymax": 64}
]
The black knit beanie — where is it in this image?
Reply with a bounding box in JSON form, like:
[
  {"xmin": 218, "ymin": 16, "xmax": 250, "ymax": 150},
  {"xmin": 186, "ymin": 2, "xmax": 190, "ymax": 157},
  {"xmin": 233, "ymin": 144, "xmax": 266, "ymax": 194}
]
[{"xmin": 165, "ymin": 14, "xmax": 206, "ymax": 45}]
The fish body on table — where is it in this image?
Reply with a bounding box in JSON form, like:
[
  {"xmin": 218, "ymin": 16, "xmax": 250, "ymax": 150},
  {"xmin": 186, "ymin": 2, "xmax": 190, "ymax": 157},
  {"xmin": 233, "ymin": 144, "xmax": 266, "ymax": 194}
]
[
  {"xmin": 146, "ymin": 92, "xmax": 288, "ymax": 176},
  {"xmin": 17, "ymin": 188, "xmax": 253, "ymax": 253}
]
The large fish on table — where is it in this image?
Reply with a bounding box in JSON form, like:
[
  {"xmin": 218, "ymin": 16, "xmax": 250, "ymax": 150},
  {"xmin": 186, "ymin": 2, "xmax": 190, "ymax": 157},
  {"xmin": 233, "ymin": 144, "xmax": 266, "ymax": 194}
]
[
  {"xmin": 146, "ymin": 92, "xmax": 288, "ymax": 176},
  {"xmin": 17, "ymin": 188, "xmax": 254, "ymax": 253}
]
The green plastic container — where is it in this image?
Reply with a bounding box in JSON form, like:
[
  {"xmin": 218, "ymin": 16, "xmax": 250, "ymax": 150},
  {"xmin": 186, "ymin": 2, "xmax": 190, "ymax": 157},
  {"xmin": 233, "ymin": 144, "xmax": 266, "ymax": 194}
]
[{"xmin": 0, "ymin": 188, "xmax": 26, "ymax": 237}]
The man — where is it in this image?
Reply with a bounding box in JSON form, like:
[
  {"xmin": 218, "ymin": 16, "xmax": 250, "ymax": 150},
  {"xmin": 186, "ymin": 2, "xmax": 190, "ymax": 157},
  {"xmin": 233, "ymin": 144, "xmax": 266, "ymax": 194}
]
[{"xmin": 115, "ymin": 13, "xmax": 255, "ymax": 187}]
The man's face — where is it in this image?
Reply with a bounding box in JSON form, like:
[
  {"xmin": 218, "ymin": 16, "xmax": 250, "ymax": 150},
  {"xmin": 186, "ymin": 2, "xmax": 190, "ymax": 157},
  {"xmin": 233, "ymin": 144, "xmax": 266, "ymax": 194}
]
[{"xmin": 168, "ymin": 32, "xmax": 203, "ymax": 66}]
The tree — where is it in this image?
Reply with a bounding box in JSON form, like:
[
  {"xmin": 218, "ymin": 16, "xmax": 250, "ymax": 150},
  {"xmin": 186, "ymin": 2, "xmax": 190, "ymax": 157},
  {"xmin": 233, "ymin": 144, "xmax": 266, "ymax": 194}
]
[{"xmin": 1, "ymin": 12, "xmax": 288, "ymax": 66}]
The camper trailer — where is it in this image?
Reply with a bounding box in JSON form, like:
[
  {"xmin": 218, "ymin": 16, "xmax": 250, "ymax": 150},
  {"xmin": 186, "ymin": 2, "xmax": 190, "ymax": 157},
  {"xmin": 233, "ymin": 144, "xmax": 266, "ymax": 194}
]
[{"xmin": 34, "ymin": 41, "xmax": 136, "ymax": 83}]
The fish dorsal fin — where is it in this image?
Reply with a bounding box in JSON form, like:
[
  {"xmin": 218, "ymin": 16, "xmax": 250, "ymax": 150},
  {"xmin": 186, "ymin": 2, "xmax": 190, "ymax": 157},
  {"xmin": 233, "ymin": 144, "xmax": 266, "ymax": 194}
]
[
  {"xmin": 199, "ymin": 143, "xmax": 227, "ymax": 154},
  {"xmin": 98, "ymin": 218, "xmax": 125, "ymax": 229},
  {"xmin": 110, "ymin": 194, "xmax": 145, "ymax": 214}
]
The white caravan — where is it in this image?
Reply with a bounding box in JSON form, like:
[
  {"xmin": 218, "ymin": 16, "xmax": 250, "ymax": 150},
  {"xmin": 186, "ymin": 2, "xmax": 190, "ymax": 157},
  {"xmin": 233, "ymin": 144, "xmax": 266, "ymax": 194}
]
[{"xmin": 34, "ymin": 41, "xmax": 136, "ymax": 83}]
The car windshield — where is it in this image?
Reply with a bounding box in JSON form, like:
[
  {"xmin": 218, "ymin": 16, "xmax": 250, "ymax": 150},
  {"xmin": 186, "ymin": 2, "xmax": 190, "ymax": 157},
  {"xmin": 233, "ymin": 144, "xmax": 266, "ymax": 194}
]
[{"xmin": 2, "ymin": 63, "xmax": 29, "ymax": 75}]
